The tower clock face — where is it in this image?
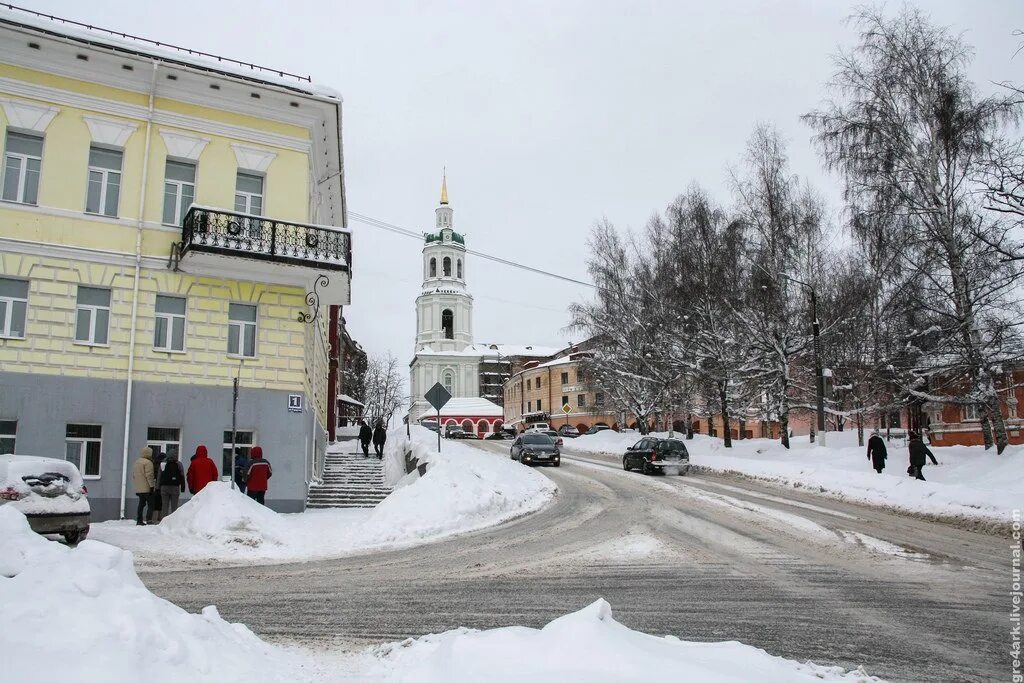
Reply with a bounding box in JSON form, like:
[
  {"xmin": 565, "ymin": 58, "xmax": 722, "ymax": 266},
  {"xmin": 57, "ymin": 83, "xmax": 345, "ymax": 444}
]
[{"xmin": 443, "ymin": 232, "xmax": 450, "ymax": 241}]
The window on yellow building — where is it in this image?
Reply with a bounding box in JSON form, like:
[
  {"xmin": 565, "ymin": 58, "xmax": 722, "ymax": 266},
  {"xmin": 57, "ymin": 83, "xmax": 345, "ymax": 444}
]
[
  {"xmin": 163, "ymin": 160, "xmax": 196, "ymax": 226},
  {"xmin": 65, "ymin": 423, "xmax": 101, "ymax": 478},
  {"xmin": 577, "ymin": 394, "xmax": 586, "ymax": 408},
  {"xmin": 85, "ymin": 146, "xmax": 123, "ymax": 216},
  {"xmin": 561, "ymin": 372, "xmax": 569, "ymax": 385},
  {"xmin": 74, "ymin": 286, "xmax": 111, "ymax": 345},
  {"xmin": 0, "ymin": 277, "xmax": 28, "ymax": 339},
  {"xmin": 154, "ymin": 295, "xmax": 186, "ymax": 352},
  {"xmin": 2, "ymin": 131, "xmax": 42, "ymax": 205},
  {"xmin": 227, "ymin": 303, "xmax": 257, "ymax": 357},
  {"xmin": 526, "ymin": 378, "xmax": 531, "ymax": 390},
  {"xmin": 234, "ymin": 172, "xmax": 264, "ymax": 240},
  {"xmin": 595, "ymin": 391, "xmax": 605, "ymax": 407}
]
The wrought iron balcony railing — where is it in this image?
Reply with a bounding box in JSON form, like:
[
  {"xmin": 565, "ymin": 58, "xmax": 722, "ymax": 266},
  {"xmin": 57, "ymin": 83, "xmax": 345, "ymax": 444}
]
[{"xmin": 178, "ymin": 206, "xmax": 350, "ymax": 271}]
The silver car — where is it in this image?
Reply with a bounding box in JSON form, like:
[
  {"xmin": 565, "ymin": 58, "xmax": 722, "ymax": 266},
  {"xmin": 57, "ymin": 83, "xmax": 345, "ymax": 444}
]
[
  {"xmin": 510, "ymin": 433, "xmax": 561, "ymax": 467},
  {"xmin": 0, "ymin": 455, "xmax": 91, "ymax": 544}
]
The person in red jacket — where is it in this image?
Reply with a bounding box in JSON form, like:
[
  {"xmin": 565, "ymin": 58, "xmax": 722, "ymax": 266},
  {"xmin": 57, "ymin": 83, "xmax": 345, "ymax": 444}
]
[
  {"xmin": 244, "ymin": 446, "xmax": 272, "ymax": 505},
  {"xmin": 186, "ymin": 444, "xmax": 219, "ymax": 495}
]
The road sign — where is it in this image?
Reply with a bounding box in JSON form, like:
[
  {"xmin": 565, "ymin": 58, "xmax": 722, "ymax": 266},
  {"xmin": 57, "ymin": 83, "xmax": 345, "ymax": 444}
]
[
  {"xmin": 561, "ymin": 403, "xmax": 572, "ymax": 414},
  {"xmin": 425, "ymin": 383, "xmax": 452, "ymax": 411}
]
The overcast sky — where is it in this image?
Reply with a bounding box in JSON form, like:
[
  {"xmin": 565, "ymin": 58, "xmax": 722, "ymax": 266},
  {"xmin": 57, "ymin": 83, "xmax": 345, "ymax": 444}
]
[{"xmin": 27, "ymin": 0, "xmax": 1024, "ymax": 381}]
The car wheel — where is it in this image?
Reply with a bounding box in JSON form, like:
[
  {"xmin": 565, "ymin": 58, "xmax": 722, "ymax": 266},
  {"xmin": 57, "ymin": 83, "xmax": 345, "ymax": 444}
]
[
  {"xmin": 642, "ymin": 461, "xmax": 652, "ymax": 475},
  {"xmin": 63, "ymin": 528, "xmax": 87, "ymax": 546},
  {"xmin": 622, "ymin": 457, "xmax": 630, "ymax": 471},
  {"xmin": 553, "ymin": 461, "xmax": 560, "ymax": 468}
]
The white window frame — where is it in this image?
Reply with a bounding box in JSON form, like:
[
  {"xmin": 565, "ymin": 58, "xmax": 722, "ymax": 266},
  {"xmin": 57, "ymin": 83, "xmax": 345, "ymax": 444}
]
[
  {"xmin": 227, "ymin": 302, "xmax": 257, "ymax": 358},
  {"xmin": 147, "ymin": 426, "xmax": 182, "ymax": 461},
  {"xmin": 65, "ymin": 423, "xmax": 102, "ymax": 479},
  {"xmin": 2, "ymin": 131, "xmax": 42, "ymax": 205},
  {"xmin": 85, "ymin": 146, "xmax": 122, "ymax": 217},
  {"xmin": 223, "ymin": 429, "xmax": 256, "ymax": 479},
  {"xmin": 443, "ymin": 371, "xmax": 454, "ymax": 396},
  {"xmin": 162, "ymin": 159, "xmax": 196, "ymax": 226},
  {"xmin": 154, "ymin": 294, "xmax": 187, "ymax": 353},
  {"xmin": 0, "ymin": 277, "xmax": 29, "ymax": 339},
  {"xmin": 962, "ymin": 403, "xmax": 981, "ymax": 422},
  {"xmin": 577, "ymin": 394, "xmax": 586, "ymax": 408},
  {"xmin": 234, "ymin": 172, "xmax": 264, "ymax": 216},
  {"xmin": 74, "ymin": 287, "xmax": 111, "ymax": 346},
  {"xmin": 0, "ymin": 419, "xmax": 16, "ymax": 455}
]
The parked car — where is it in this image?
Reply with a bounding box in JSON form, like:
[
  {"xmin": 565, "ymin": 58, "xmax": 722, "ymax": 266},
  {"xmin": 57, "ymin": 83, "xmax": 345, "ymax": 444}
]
[
  {"xmin": 421, "ymin": 420, "xmax": 440, "ymax": 433},
  {"xmin": 445, "ymin": 424, "xmax": 466, "ymax": 439},
  {"xmin": 557, "ymin": 425, "xmax": 580, "ymax": 438},
  {"xmin": 485, "ymin": 430, "xmax": 515, "ymax": 440},
  {"xmin": 525, "ymin": 423, "xmax": 550, "ymax": 432},
  {"xmin": 0, "ymin": 454, "xmax": 91, "ymax": 544},
  {"xmin": 510, "ymin": 433, "xmax": 560, "ymax": 467},
  {"xmin": 622, "ymin": 437, "xmax": 690, "ymax": 475},
  {"xmin": 585, "ymin": 424, "xmax": 610, "ymax": 435},
  {"xmin": 540, "ymin": 429, "xmax": 564, "ymax": 447}
]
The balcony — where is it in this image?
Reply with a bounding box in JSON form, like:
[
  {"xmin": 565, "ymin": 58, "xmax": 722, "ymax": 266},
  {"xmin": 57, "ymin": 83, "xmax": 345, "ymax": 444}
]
[{"xmin": 173, "ymin": 206, "xmax": 351, "ymax": 304}]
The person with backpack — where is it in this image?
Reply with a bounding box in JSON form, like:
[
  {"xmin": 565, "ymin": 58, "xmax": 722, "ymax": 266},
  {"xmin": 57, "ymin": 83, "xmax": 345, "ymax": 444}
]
[
  {"xmin": 372, "ymin": 421, "xmax": 387, "ymax": 459},
  {"xmin": 186, "ymin": 444, "xmax": 219, "ymax": 494},
  {"xmin": 233, "ymin": 448, "xmax": 250, "ymax": 494},
  {"xmin": 244, "ymin": 446, "xmax": 272, "ymax": 505},
  {"xmin": 158, "ymin": 452, "xmax": 186, "ymax": 517}
]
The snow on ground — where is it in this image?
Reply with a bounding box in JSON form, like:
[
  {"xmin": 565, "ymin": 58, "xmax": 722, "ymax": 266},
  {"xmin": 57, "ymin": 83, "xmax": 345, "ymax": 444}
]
[
  {"xmin": 0, "ymin": 509, "xmax": 882, "ymax": 683},
  {"xmin": 568, "ymin": 429, "xmax": 1022, "ymax": 524},
  {"xmin": 90, "ymin": 426, "xmax": 555, "ymax": 567}
]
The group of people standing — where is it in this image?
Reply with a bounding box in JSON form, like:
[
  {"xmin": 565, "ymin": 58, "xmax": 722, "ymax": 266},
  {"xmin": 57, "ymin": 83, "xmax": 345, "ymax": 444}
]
[
  {"xmin": 131, "ymin": 442, "xmax": 273, "ymax": 525},
  {"xmin": 358, "ymin": 420, "xmax": 387, "ymax": 458},
  {"xmin": 865, "ymin": 430, "xmax": 939, "ymax": 480}
]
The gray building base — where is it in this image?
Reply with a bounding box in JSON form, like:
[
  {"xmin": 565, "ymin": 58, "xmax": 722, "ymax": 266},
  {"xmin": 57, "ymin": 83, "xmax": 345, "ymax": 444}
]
[{"xmin": 0, "ymin": 371, "xmax": 324, "ymax": 521}]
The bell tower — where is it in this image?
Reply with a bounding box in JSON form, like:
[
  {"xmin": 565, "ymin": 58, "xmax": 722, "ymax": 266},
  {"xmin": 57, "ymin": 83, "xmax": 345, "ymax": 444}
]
[{"xmin": 416, "ymin": 172, "xmax": 473, "ymax": 352}]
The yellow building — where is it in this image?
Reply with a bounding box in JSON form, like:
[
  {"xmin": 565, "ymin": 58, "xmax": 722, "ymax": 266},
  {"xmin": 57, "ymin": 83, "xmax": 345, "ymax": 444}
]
[
  {"xmin": 503, "ymin": 349, "xmax": 618, "ymax": 433},
  {"xmin": 0, "ymin": 8, "xmax": 350, "ymax": 520}
]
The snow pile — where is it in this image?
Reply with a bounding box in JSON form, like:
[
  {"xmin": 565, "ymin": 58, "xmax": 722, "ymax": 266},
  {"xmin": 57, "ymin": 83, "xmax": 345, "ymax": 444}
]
[
  {"xmin": 349, "ymin": 426, "xmax": 556, "ymax": 546},
  {"xmin": 359, "ymin": 599, "xmax": 880, "ymax": 682},
  {"xmin": 0, "ymin": 506, "xmax": 319, "ymax": 683},
  {"xmin": 90, "ymin": 426, "xmax": 554, "ymax": 566},
  {"xmin": 569, "ymin": 430, "xmax": 1022, "ymax": 523}
]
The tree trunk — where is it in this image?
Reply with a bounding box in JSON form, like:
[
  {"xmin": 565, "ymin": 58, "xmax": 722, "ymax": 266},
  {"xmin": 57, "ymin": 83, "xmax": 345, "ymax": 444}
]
[
  {"xmin": 979, "ymin": 411, "xmax": 994, "ymax": 450},
  {"xmin": 856, "ymin": 406, "xmax": 864, "ymax": 448},
  {"xmin": 719, "ymin": 381, "xmax": 732, "ymax": 448},
  {"xmin": 686, "ymin": 412, "xmax": 693, "ymax": 440},
  {"xmin": 984, "ymin": 393, "xmax": 1009, "ymax": 454}
]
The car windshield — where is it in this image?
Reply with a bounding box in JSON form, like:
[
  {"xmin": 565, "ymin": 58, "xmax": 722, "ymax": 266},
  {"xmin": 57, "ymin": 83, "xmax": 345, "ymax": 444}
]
[{"xmin": 522, "ymin": 434, "xmax": 554, "ymax": 445}]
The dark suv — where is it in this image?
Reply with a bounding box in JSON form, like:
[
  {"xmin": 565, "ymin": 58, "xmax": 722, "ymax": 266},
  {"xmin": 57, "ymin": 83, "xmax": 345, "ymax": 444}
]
[{"xmin": 622, "ymin": 437, "xmax": 689, "ymax": 475}]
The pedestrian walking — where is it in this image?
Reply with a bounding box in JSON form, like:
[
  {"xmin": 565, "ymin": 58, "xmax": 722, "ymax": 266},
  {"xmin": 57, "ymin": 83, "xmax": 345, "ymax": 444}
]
[
  {"xmin": 358, "ymin": 420, "xmax": 372, "ymax": 457},
  {"xmin": 186, "ymin": 444, "xmax": 219, "ymax": 494},
  {"xmin": 147, "ymin": 450, "xmax": 167, "ymax": 523},
  {"xmin": 233, "ymin": 448, "xmax": 250, "ymax": 494},
  {"xmin": 908, "ymin": 431, "xmax": 938, "ymax": 481},
  {"xmin": 866, "ymin": 430, "xmax": 887, "ymax": 474},
  {"xmin": 131, "ymin": 446, "xmax": 156, "ymax": 526},
  {"xmin": 158, "ymin": 452, "xmax": 186, "ymax": 517},
  {"xmin": 372, "ymin": 421, "xmax": 387, "ymax": 459},
  {"xmin": 244, "ymin": 446, "xmax": 272, "ymax": 505}
]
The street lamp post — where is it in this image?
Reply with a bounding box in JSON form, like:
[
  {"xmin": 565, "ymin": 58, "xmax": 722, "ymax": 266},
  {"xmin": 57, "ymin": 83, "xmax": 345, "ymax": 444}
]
[{"xmin": 781, "ymin": 273, "xmax": 826, "ymax": 446}]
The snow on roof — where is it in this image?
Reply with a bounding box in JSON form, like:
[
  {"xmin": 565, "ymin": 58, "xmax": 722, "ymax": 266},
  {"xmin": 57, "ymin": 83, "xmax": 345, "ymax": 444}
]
[
  {"xmin": 0, "ymin": 7, "xmax": 341, "ymax": 100},
  {"xmin": 430, "ymin": 397, "xmax": 504, "ymax": 418},
  {"xmin": 533, "ymin": 355, "xmax": 583, "ymax": 369},
  {"xmin": 338, "ymin": 394, "xmax": 364, "ymax": 407}
]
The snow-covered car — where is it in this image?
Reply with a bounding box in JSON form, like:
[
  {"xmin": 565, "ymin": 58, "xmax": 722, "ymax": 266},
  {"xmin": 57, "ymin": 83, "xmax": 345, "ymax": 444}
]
[
  {"xmin": 558, "ymin": 425, "xmax": 580, "ymax": 438},
  {"xmin": 0, "ymin": 454, "xmax": 91, "ymax": 544},
  {"xmin": 585, "ymin": 424, "xmax": 610, "ymax": 435},
  {"xmin": 510, "ymin": 433, "xmax": 560, "ymax": 467},
  {"xmin": 622, "ymin": 438, "xmax": 689, "ymax": 475}
]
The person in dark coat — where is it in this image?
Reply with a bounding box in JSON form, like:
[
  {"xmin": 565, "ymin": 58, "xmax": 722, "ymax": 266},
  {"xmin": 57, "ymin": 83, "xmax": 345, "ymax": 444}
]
[
  {"xmin": 244, "ymin": 446, "xmax": 272, "ymax": 505},
  {"xmin": 147, "ymin": 451, "xmax": 167, "ymax": 523},
  {"xmin": 372, "ymin": 421, "xmax": 387, "ymax": 459},
  {"xmin": 866, "ymin": 430, "xmax": 887, "ymax": 474},
  {"xmin": 233, "ymin": 448, "xmax": 250, "ymax": 494},
  {"xmin": 158, "ymin": 452, "xmax": 186, "ymax": 517},
  {"xmin": 358, "ymin": 420, "xmax": 373, "ymax": 457},
  {"xmin": 907, "ymin": 431, "xmax": 938, "ymax": 480}
]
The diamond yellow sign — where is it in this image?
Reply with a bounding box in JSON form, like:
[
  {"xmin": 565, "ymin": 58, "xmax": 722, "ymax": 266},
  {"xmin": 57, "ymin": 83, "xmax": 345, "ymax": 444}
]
[{"xmin": 561, "ymin": 403, "xmax": 572, "ymax": 414}]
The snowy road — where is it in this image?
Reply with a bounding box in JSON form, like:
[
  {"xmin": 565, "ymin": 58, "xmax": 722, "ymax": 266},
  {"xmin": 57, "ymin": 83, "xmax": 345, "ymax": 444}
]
[{"xmin": 140, "ymin": 440, "xmax": 1009, "ymax": 683}]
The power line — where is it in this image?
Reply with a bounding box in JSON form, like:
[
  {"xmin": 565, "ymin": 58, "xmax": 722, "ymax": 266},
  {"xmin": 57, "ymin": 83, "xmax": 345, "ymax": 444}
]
[{"xmin": 347, "ymin": 210, "xmax": 596, "ymax": 289}]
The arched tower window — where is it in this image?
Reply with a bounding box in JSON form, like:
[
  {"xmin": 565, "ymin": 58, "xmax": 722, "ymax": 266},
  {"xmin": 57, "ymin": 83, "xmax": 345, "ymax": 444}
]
[
  {"xmin": 442, "ymin": 309, "xmax": 454, "ymax": 339},
  {"xmin": 429, "ymin": 258, "xmax": 436, "ymax": 278},
  {"xmin": 443, "ymin": 257, "xmax": 452, "ymax": 277},
  {"xmin": 457, "ymin": 259, "xmax": 463, "ymax": 279},
  {"xmin": 443, "ymin": 371, "xmax": 454, "ymax": 395}
]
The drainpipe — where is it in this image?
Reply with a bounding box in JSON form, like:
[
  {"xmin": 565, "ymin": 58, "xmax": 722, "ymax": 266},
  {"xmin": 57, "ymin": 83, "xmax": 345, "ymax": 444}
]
[{"xmin": 118, "ymin": 60, "xmax": 159, "ymax": 519}]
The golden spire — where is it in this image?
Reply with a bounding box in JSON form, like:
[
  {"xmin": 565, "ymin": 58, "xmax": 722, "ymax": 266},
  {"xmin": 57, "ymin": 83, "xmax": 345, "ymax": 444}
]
[{"xmin": 440, "ymin": 167, "xmax": 449, "ymax": 205}]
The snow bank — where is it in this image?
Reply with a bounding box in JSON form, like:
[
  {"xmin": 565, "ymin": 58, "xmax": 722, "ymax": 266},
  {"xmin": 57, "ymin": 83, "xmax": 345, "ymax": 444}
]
[
  {"xmin": 569, "ymin": 430, "xmax": 1022, "ymax": 523},
  {"xmin": 0, "ymin": 506, "xmax": 319, "ymax": 683},
  {"xmin": 358, "ymin": 599, "xmax": 880, "ymax": 682},
  {"xmin": 90, "ymin": 426, "xmax": 554, "ymax": 567}
]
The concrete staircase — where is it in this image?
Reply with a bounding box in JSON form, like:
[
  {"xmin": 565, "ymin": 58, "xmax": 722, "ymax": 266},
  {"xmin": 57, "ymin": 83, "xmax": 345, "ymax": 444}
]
[{"xmin": 306, "ymin": 444, "xmax": 392, "ymax": 509}]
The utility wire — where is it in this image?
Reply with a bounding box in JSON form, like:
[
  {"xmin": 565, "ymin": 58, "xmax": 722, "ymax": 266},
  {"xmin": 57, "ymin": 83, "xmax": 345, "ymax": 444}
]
[{"xmin": 347, "ymin": 210, "xmax": 596, "ymax": 289}]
